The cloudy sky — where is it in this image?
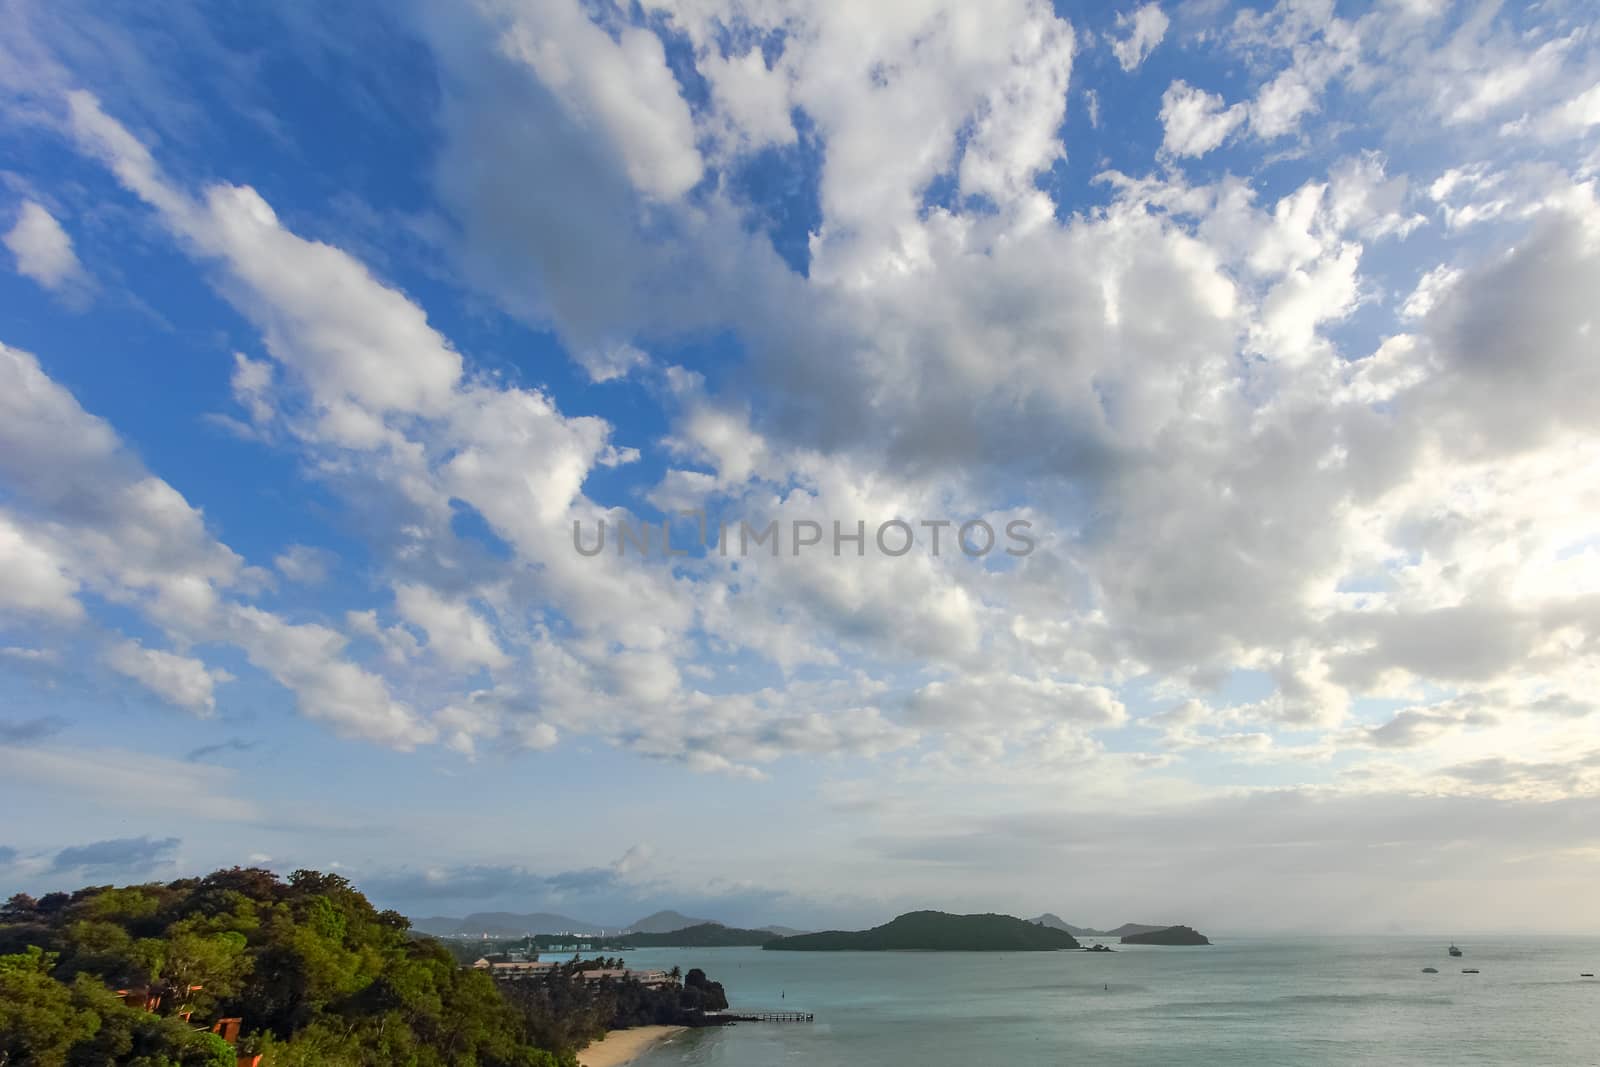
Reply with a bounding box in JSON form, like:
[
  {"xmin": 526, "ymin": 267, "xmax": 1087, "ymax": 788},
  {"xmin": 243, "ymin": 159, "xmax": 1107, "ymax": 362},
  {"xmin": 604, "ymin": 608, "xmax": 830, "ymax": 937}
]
[{"xmin": 1, "ymin": 0, "xmax": 1598, "ymax": 933}]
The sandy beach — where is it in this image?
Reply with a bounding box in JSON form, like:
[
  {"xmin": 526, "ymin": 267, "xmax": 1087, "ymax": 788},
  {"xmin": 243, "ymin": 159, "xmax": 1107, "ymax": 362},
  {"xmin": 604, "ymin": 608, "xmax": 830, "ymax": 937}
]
[{"xmin": 576, "ymin": 1025, "xmax": 688, "ymax": 1067}]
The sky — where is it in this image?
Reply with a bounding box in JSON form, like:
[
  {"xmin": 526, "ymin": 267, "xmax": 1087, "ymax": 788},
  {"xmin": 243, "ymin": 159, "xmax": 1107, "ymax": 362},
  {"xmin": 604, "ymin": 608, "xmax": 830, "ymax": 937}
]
[{"xmin": 1, "ymin": 0, "xmax": 1598, "ymax": 935}]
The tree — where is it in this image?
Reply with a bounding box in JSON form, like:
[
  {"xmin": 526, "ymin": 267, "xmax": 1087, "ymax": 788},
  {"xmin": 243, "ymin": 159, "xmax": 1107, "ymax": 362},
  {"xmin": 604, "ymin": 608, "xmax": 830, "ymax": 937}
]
[
  {"xmin": 679, "ymin": 969, "xmax": 728, "ymax": 1012},
  {"xmin": 0, "ymin": 948, "xmax": 233, "ymax": 1067},
  {"xmin": 0, "ymin": 948, "xmax": 101, "ymax": 1067},
  {"xmin": 1, "ymin": 894, "xmax": 40, "ymax": 924},
  {"xmin": 0, "ymin": 868, "xmax": 585, "ymax": 1066}
]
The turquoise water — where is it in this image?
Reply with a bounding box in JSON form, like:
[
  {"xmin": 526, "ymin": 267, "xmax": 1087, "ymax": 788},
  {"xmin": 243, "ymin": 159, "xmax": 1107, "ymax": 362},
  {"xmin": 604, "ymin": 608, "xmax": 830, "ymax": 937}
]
[{"xmin": 619, "ymin": 938, "xmax": 1600, "ymax": 1065}]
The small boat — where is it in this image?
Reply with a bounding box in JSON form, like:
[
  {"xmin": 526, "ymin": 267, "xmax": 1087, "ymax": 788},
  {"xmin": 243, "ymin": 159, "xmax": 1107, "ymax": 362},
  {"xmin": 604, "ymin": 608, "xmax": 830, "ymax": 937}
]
[
  {"xmin": 1582, "ymin": 973, "xmax": 1594, "ymax": 978},
  {"xmin": 1448, "ymin": 944, "xmax": 1463, "ymax": 957},
  {"xmin": 1421, "ymin": 967, "xmax": 1438, "ymax": 973},
  {"xmin": 1461, "ymin": 968, "xmax": 1479, "ymax": 974}
]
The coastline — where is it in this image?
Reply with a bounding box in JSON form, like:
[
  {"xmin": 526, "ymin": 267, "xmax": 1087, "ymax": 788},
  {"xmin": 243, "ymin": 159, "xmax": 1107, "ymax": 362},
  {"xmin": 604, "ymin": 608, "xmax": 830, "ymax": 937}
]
[{"xmin": 576, "ymin": 1025, "xmax": 688, "ymax": 1067}]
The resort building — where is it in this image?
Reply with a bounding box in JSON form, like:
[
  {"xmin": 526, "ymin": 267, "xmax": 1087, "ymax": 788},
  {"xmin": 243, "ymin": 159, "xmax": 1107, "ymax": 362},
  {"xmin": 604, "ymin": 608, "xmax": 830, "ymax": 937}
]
[{"xmin": 472, "ymin": 958, "xmax": 559, "ymax": 979}]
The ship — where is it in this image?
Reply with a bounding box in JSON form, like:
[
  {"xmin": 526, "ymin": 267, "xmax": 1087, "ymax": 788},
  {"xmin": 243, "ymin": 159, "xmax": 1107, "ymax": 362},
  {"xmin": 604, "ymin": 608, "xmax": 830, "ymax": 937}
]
[{"xmin": 1448, "ymin": 943, "xmax": 1463, "ymax": 957}]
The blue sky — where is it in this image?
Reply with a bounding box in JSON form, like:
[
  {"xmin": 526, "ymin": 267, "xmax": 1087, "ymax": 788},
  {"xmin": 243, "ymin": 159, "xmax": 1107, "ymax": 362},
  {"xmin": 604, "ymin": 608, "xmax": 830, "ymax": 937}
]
[{"xmin": 3, "ymin": 0, "xmax": 1600, "ymax": 933}]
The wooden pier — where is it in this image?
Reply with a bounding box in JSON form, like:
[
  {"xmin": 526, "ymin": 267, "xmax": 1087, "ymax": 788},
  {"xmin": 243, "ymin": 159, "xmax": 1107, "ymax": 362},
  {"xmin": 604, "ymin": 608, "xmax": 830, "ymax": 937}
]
[{"xmin": 707, "ymin": 1010, "xmax": 814, "ymax": 1022}]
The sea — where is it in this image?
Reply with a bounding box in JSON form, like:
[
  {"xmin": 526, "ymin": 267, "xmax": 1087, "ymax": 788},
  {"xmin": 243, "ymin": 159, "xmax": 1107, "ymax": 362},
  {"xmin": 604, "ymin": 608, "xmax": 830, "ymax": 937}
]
[{"xmin": 618, "ymin": 937, "xmax": 1600, "ymax": 1065}]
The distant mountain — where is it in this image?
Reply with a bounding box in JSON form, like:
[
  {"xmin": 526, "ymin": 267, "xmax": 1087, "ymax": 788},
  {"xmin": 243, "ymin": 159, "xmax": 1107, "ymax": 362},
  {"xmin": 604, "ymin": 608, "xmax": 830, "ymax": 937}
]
[
  {"xmin": 629, "ymin": 910, "xmax": 713, "ymax": 933},
  {"xmin": 1029, "ymin": 913, "xmax": 1103, "ymax": 937},
  {"xmin": 414, "ymin": 907, "xmax": 792, "ymax": 940},
  {"xmin": 1121, "ymin": 924, "xmax": 1211, "ymax": 946},
  {"xmin": 413, "ymin": 912, "xmax": 602, "ymax": 937},
  {"xmin": 765, "ymin": 911, "xmax": 1081, "ymax": 952},
  {"xmin": 760, "ymin": 925, "xmax": 809, "ymax": 937},
  {"xmin": 616, "ymin": 922, "xmax": 775, "ymax": 947}
]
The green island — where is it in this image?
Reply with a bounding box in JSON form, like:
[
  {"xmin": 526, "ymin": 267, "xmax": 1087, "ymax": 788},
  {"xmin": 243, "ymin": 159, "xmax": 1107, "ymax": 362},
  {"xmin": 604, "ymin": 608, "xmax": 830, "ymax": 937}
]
[
  {"xmin": 764, "ymin": 911, "xmax": 1082, "ymax": 951},
  {"xmin": 1120, "ymin": 925, "xmax": 1212, "ymax": 946},
  {"xmin": 0, "ymin": 868, "xmax": 728, "ymax": 1067}
]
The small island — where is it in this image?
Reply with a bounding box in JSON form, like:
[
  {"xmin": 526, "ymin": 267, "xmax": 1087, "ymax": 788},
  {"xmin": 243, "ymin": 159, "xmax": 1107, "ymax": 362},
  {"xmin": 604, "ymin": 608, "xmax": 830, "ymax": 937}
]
[
  {"xmin": 1120, "ymin": 924, "xmax": 1211, "ymax": 946},
  {"xmin": 764, "ymin": 911, "xmax": 1081, "ymax": 951}
]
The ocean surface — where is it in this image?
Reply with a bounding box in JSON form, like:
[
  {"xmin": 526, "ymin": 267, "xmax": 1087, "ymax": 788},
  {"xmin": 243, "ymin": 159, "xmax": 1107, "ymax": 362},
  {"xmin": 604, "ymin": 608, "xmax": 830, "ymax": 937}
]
[{"xmin": 618, "ymin": 937, "xmax": 1600, "ymax": 1065}]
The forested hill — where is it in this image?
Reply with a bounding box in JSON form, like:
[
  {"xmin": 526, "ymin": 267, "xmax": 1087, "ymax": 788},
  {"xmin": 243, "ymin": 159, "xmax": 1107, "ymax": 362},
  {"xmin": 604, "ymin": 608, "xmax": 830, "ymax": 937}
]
[
  {"xmin": 0, "ymin": 868, "xmax": 565, "ymax": 1066},
  {"xmin": 614, "ymin": 922, "xmax": 774, "ymax": 947},
  {"xmin": 764, "ymin": 911, "xmax": 1082, "ymax": 951},
  {"xmin": 0, "ymin": 868, "xmax": 724, "ymax": 1066}
]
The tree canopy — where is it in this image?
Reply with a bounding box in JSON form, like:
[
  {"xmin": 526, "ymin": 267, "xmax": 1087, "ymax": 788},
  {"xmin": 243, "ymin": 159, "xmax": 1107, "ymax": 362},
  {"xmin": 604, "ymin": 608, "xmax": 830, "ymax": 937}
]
[{"xmin": 1, "ymin": 869, "xmax": 566, "ymax": 1067}]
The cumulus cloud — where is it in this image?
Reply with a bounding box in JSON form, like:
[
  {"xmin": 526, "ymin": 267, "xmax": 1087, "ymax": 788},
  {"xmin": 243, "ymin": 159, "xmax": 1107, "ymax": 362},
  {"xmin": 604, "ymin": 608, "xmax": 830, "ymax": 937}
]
[
  {"xmin": 700, "ymin": 47, "xmax": 797, "ymax": 155},
  {"xmin": 21, "ymin": 4, "xmax": 1598, "ymax": 799},
  {"xmin": 0, "ymin": 338, "xmax": 434, "ymax": 748},
  {"xmin": 392, "ymin": 583, "xmax": 509, "ymax": 672},
  {"xmin": 5, "ymin": 0, "xmax": 1600, "ymax": 930},
  {"xmin": 1110, "ymin": 4, "xmax": 1169, "ymax": 72},
  {"xmin": 70, "ymin": 91, "xmax": 463, "ymax": 423},
  {"xmin": 0, "ymin": 510, "xmax": 83, "ymax": 621},
  {"xmin": 104, "ymin": 639, "xmax": 232, "ymax": 716},
  {"xmin": 490, "ymin": 0, "xmax": 703, "ymax": 201},
  {"xmin": 4, "ymin": 201, "xmax": 86, "ymax": 293},
  {"xmin": 1417, "ymin": 192, "xmax": 1600, "ymax": 457},
  {"xmin": 1160, "ymin": 80, "xmax": 1246, "ymax": 156},
  {"xmin": 908, "ymin": 675, "xmax": 1126, "ymax": 737},
  {"xmin": 40, "ymin": 2, "xmax": 1600, "ymax": 793},
  {"xmin": 1512, "ymin": 84, "xmax": 1600, "ymax": 141},
  {"xmin": 226, "ymin": 605, "xmax": 436, "ymax": 748}
]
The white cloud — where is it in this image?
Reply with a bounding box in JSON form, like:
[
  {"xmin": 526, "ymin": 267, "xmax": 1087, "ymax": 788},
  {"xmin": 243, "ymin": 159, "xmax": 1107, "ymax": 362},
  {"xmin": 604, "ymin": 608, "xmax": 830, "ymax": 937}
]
[
  {"xmin": 957, "ymin": 16, "xmax": 1075, "ymax": 204},
  {"xmin": 1160, "ymin": 80, "xmax": 1246, "ymax": 157},
  {"xmin": 1513, "ymin": 84, "xmax": 1600, "ymax": 142},
  {"xmin": 700, "ymin": 47, "xmax": 796, "ymax": 155},
  {"xmin": 392, "ymin": 582, "xmax": 509, "ymax": 672},
  {"xmin": 69, "ymin": 91, "xmax": 463, "ymax": 422},
  {"xmin": 227, "ymin": 605, "xmax": 436, "ymax": 749},
  {"xmin": 4, "ymin": 0, "xmax": 1600, "ymax": 933},
  {"xmin": 4, "ymin": 201, "xmax": 85, "ymax": 292},
  {"xmin": 7, "ymin": 0, "xmax": 1600, "ymax": 841},
  {"xmin": 274, "ymin": 543, "xmax": 336, "ymax": 585},
  {"xmin": 574, "ymin": 341, "xmax": 650, "ymax": 384},
  {"xmin": 0, "ymin": 342, "xmax": 249, "ymax": 633},
  {"xmin": 1249, "ymin": 68, "xmax": 1317, "ymax": 139},
  {"xmin": 1, "ymin": 338, "xmax": 436, "ymax": 749},
  {"xmin": 1110, "ymin": 4, "xmax": 1170, "ymax": 73},
  {"xmin": 103, "ymin": 639, "xmax": 232, "ymax": 715},
  {"xmin": 490, "ymin": 0, "xmax": 704, "ymax": 201},
  {"xmin": 1444, "ymin": 35, "xmax": 1570, "ymax": 126},
  {"xmin": 909, "ymin": 675, "xmax": 1127, "ymax": 737},
  {"xmin": 228, "ymin": 352, "xmax": 276, "ymax": 428},
  {"xmin": 0, "ymin": 510, "xmax": 83, "ymax": 621}
]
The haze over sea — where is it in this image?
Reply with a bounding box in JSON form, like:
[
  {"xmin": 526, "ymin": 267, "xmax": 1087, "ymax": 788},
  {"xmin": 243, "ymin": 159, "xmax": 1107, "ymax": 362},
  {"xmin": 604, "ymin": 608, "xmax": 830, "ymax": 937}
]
[{"xmin": 619, "ymin": 939, "xmax": 1600, "ymax": 1065}]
